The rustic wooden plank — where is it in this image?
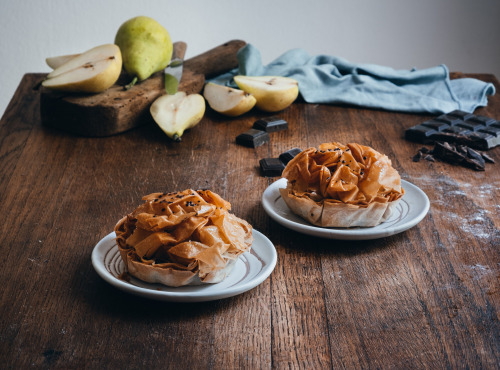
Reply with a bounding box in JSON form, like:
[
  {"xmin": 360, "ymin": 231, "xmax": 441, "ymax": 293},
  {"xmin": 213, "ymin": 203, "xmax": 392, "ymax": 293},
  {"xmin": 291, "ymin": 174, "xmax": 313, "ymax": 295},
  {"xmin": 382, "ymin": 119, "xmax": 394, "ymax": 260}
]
[
  {"xmin": 0, "ymin": 74, "xmax": 40, "ymax": 200},
  {"xmin": 0, "ymin": 72, "xmax": 498, "ymax": 368},
  {"xmin": 317, "ymin": 75, "xmax": 500, "ymax": 368}
]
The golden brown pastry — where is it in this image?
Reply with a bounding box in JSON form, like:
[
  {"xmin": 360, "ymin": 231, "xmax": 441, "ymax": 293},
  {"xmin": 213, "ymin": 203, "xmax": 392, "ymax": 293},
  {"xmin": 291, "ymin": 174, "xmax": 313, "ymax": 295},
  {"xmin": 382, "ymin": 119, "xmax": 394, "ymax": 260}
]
[
  {"xmin": 279, "ymin": 142, "xmax": 404, "ymax": 227},
  {"xmin": 114, "ymin": 189, "xmax": 253, "ymax": 287}
]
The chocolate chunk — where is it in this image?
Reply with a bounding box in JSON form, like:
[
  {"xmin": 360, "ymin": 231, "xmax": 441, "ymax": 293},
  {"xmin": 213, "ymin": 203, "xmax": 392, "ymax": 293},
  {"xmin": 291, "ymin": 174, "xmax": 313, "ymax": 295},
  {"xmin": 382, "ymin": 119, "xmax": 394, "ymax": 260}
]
[
  {"xmin": 436, "ymin": 114, "xmax": 462, "ymax": 125},
  {"xmin": 432, "ymin": 141, "xmax": 466, "ymax": 164},
  {"xmin": 236, "ymin": 129, "xmax": 270, "ymax": 148},
  {"xmin": 405, "ymin": 111, "xmax": 500, "ymax": 150},
  {"xmin": 481, "ymin": 152, "xmax": 495, "ymax": 163},
  {"xmin": 479, "ymin": 126, "xmax": 500, "ymax": 137},
  {"xmin": 462, "ymin": 132, "xmax": 498, "ymax": 151},
  {"xmin": 405, "ymin": 125, "xmax": 438, "ymax": 143},
  {"xmin": 469, "ymin": 115, "xmax": 496, "ymax": 125},
  {"xmin": 448, "ymin": 110, "xmax": 474, "ymax": 120},
  {"xmin": 463, "ymin": 147, "xmax": 485, "ymax": 171},
  {"xmin": 253, "ymin": 116, "xmax": 288, "ymax": 132},
  {"xmin": 456, "ymin": 121, "xmax": 485, "ymax": 131},
  {"xmin": 422, "ymin": 120, "xmax": 451, "ymax": 131},
  {"xmin": 412, "ymin": 151, "xmax": 422, "ymax": 162},
  {"xmin": 456, "ymin": 145, "xmax": 468, "ymax": 156},
  {"xmin": 428, "ymin": 131, "xmax": 460, "ymax": 144},
  {"xmin": 444, "ymin": 126, "xmax": 472, "ymax": 135},
  {"xmin": 259, "ymin": 158, "xmax": 285, "ymax": 177},
  {"xmin": 412, "ymin": 147, "xmax": 432, "ymax": 162},
  {"xmin": 432, "ymin": 142, "xmax": 487, "ymax": 171},
  {"xmin": 279, "ymin": 147, "xmax": 302, "ymax": 165}
]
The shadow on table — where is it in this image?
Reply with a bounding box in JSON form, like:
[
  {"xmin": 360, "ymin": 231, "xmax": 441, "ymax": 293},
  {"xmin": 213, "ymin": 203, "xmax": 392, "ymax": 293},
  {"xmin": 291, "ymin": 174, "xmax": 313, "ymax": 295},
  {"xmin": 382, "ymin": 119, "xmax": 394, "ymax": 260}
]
[
  {"xmin": 264, "ymin": 216, "xmax": 406, "ymax": 257},
  {"xmin": 75, "ymin": 256, "xmax": 257, "ymax": 321}
]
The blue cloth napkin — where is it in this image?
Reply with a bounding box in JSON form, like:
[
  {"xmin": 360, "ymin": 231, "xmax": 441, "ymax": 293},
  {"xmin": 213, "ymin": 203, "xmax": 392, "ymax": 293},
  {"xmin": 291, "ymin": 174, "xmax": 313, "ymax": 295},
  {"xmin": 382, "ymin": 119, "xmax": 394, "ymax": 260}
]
[{"xmin": 210, "ymin": 44, "xmax": 495, "ymax": 114}]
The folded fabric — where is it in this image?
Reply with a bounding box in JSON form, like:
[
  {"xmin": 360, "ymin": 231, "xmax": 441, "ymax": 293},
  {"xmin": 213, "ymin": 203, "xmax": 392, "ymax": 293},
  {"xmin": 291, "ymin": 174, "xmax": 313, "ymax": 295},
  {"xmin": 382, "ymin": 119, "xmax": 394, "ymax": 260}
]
[{"xmin": 210, "ymin": 44, "xmax": 496, "ymax": 114}]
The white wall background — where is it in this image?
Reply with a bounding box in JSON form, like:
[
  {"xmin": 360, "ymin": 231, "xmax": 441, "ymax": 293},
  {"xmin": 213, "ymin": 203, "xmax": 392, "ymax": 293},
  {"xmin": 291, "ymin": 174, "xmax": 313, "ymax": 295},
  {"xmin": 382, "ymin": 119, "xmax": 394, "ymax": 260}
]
[{"xmin": 1, "ymin": 0, "xmax": 499, "ymax": 116}]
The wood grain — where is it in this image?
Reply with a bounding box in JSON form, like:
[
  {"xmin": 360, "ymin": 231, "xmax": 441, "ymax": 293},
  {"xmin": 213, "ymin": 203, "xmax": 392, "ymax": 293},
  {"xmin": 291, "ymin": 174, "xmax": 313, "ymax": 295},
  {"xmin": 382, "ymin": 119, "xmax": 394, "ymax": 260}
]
[{"xmin": 0, "ymin": 73, "xmax": 498, "ymax": 368}]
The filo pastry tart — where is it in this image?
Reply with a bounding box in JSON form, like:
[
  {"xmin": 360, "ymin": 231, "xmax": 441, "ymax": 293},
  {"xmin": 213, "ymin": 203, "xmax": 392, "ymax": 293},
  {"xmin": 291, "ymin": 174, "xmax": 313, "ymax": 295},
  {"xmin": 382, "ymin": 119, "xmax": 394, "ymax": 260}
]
[
  {"xmin": 279, "ymin": 142, "xmax": 404, "ymax": 228},
  {"xmin": 114, "ymin": 189, "xmax": 253, "ymax": 287}
]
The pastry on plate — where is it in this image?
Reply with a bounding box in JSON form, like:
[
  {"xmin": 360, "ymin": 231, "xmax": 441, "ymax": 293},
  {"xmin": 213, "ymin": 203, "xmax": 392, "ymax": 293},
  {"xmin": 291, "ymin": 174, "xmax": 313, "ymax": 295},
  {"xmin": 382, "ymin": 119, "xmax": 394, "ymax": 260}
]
[
  {"xmin": 279, "ymin": 142, "xmax": 404, "ymax": 228},
  {"xmin": 115, "ymin": 189, "xmax": 253, "ymax": 287}
]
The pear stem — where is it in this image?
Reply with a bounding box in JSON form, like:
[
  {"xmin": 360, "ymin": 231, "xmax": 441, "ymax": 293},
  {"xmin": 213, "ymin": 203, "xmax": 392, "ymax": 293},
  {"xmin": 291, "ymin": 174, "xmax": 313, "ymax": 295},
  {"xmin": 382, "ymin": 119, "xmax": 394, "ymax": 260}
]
[
  {"xmin": 124, "ymin": 76, "xmax": 138, "ymax": 90},
  {"xmin": 172, "ymin": 134, "xmax": 181, "ymax": 142}
]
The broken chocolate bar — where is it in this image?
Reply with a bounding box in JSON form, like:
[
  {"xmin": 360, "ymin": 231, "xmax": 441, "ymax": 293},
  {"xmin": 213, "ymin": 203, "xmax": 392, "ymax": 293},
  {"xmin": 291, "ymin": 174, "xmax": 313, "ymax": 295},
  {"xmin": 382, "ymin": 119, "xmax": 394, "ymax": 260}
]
[
  {"xmin": 279, "ymin": 148, "xmax": 302, "ymax": 165},
  {"xmin": 412, "ymin": 141, "xmax": 493, "ymax": 171},
  {"xmin": 236, "ymin": 129, "xmax": 270, "ymax": 148},
  {"xmin": 405, "ymin": 110, "xmax": 500, "ymax": 150},
  {"xmin": 432, "ymin": 142, "xmax": 486, "ymax": 171},
  {"xmin": 259, "ymin": 158, "xmax": 285, "ymax": 177},
  {"xmin": 432, "ymin": 141, "xmax": 466, "ymax": 164},
  {"xmin": 253, "ymin": 116, "xmax": 288, "ymax": 132}
]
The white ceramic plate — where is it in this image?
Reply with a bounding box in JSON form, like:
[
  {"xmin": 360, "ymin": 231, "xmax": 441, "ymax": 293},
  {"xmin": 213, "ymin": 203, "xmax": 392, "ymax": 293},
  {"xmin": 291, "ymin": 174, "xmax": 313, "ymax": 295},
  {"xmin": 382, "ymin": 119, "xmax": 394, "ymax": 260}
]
[
  {"xmin": 91, "ymin": 230, "xmax": 277, "ymax": 302},
  {"xmin": 262, "ymin": 178, "xmax": 429, "ymax": 240}
]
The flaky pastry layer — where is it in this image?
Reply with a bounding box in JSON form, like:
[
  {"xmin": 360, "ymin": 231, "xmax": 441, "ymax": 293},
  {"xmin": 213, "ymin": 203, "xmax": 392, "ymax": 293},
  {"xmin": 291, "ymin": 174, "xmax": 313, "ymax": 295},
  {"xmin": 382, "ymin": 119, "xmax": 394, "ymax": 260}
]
[
  {"xmin": 280, "ymin": 142, "xmax": 404, "ymax": 227},
  {"xmin": 115, "ymin": 189, "xmax": 253, "ymax": 286}
]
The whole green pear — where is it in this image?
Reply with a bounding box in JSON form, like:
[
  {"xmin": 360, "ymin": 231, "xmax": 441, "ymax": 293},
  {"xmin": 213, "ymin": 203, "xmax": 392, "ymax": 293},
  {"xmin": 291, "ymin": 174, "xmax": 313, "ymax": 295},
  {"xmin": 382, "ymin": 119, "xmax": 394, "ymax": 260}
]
[{"xmin": 115, "ymin": 16, "xmax": 173, "ymax": 84}]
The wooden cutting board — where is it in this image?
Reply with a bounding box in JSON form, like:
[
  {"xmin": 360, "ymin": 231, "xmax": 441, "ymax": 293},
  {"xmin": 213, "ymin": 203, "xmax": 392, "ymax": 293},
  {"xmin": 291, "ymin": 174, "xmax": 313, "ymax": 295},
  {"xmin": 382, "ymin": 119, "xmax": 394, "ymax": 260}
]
[{"xmin": 39, "ymin": 40, "xmax": 246, "ymax": 137}]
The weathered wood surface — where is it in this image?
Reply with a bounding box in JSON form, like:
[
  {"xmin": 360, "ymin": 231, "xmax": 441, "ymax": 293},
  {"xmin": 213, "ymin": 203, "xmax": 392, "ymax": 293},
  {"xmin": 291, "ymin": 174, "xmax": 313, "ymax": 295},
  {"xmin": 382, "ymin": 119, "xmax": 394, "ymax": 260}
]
[{"xmin": 0, "ymin": 73, "xmax": 498, "ymax": 369}]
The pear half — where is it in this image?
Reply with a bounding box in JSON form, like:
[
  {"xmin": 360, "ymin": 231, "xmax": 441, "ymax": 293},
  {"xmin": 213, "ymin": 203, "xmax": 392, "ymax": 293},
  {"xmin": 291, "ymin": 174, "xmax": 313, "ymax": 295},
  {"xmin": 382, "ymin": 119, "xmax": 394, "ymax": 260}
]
[
  {"xmin": 203, "ymin": 82, "xmax": 256, "ymax": 117},
  {"xmin": 150, "ymin": 92, "xmax": 205, "ymax": 141},
  {"xmin": 234, "ymin": 75, "xmax": 299, "ymax": 112},
  {"xmin": 46, "ymin": 53, "xmax": 80, "ymax": 69},
  {"xmin": 42, "ymin": 44, "xmax": 122, "ymax": 93}
]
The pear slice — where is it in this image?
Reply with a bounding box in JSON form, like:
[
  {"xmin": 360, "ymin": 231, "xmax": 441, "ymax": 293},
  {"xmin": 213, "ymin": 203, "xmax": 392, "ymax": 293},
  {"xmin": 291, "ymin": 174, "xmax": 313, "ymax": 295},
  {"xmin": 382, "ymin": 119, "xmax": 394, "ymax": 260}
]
[
  {"xmin": 203, "ymin": 82, "xmax": 256, "ymax": 117},
  {"xmin": 150, "ymin": 91, "xmax": 206, "ymax": 141},
  {"xmin": 46, "ymin": 53, "xmax": 81, "ymax": 69},
  {"xmin": 42, "ymin": 44, "xmax": 122, "ymax": 93},
  {"xmin": 233, "ymin": 75, "xmax": 299, "ymax": 112}
]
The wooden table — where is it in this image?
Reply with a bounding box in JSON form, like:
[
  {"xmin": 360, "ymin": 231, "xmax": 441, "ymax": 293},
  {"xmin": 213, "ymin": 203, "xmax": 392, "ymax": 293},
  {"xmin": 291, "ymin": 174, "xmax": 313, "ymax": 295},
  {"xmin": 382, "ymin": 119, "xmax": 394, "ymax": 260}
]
[{"xmin": 1, "ymin": 73, "xmax": 499, "ymax": 369}]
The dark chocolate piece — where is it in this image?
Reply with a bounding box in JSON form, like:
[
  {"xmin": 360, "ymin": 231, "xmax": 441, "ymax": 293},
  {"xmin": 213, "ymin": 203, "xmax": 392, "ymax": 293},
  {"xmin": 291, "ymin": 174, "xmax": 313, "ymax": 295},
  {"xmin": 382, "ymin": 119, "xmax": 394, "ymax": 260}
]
[
  {"xmin": 479, "ymin": 126, "xmax": 500, "ymax": 137},
  {"xmin": 461, "ymin": 132, "xmax": 497, "ymax": 151},
  {"xmin": 405, "ymin": 111, "xmax": 500, "ymax": 150},
  {"xmin": 448, "ymin": 110, "xmax": 474, "ymax": 120},
  {"xmin": 259, "ymin": 158, "xmax": 285, "ymax": 177},
  {"xmin": 431, "ymin": 142, "xmax": 486, "ymax": 171},
  {"xmin": 432, "ymin": 141, "xmax": 466, "ymax": 164},
  {"xmin": 422, "ymin": 120, "xmax": 451, "ymax": 131},
  {"xmin": 424, "ymin": 154, "xmax": 435, "ymax": 162},
  {"xmin": 436, "ymin": 114, "xmax": 462, "ymax": 125},
  {"xmin": 469, "ymin": 115, "xmax": 496, "ymax": 125},
  {"xmin": 444, "ymin": 126, "xmax": 471, "ymax": 135},
  {"xmin": 463, "ymin": 147, "xmax": 485, "ymax": 171},
  {"xmin": 236, "ymin": 129, "xmax": 270, "ymax": 148},
  {"xmin": 412, "ymin": 152, "xmax": 422, "ymax": 162},
  {"xmin": 279, "ymin": 147, "xmax": 302, "ymax": 165},
  {"xmin": 456, "ymin": 145, "xmax": 468, "ymax": 156},
  {"xmin": 481, "ymin": 152, "xmax": 495, "ymax": 163},
  {"xmin": 253, "ymin": 116, "xmax": 288, "ymax": 132},
  {"xmin": 412, "ymin": 147, "xmax": 432, "ymax": 162},
  {"xmin": 404, "ymin": 125, "xmax": 438, "ymax": 143},
  {"xmin": 456, "ymin": 121, "xmax": 485, "ymax": 131}
]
